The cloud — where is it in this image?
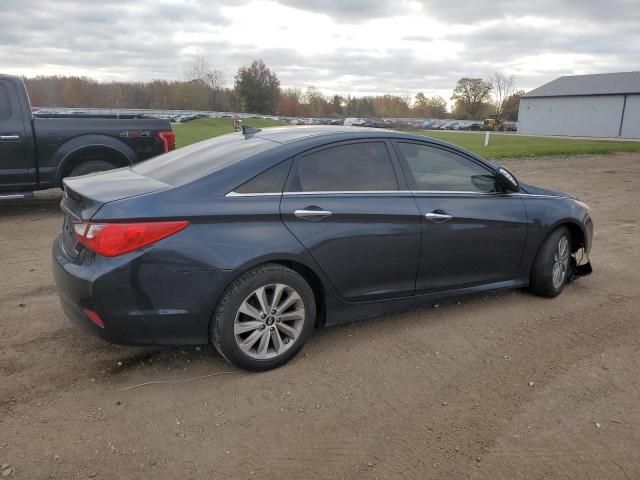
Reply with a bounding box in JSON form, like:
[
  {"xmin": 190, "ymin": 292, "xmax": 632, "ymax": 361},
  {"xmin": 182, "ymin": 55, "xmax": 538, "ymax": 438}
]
[
  {"xmin": 0, "ymin": 0, "xmax": 638, "ymax": 99},
  {"xmin": 289, "ymin": 0, "xmax": 640, "ymax": 25},
  {"xmin": 274, "ymin": 0, "xmax": 416, "ymax": 21}
]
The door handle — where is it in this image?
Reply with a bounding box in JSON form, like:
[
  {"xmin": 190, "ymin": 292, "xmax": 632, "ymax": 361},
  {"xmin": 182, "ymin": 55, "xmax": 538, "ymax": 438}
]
[
  {"xmin": 425, "ymin": 211, "xmax": 453, "ymax": 222},
  {"xmin": 0, "ymin": 135, "xmax": 20, "ymax": 141},
  {"xmin": 294, "ymin": 209, "xmax": 333, "ymax": 219}
]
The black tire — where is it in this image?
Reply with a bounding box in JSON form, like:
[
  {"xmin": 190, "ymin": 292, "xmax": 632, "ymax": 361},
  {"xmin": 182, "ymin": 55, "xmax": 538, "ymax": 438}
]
[
  {"xmin": 69, "ymin": 160, "xmax": 116, "ymax": 178},
  {"xmin": 211, "ymin": 264, "xmax": 316, "ymax": 371},
  {"xmin": 529, "ymin": 226, "xmax": 572, "ymax": 298}
]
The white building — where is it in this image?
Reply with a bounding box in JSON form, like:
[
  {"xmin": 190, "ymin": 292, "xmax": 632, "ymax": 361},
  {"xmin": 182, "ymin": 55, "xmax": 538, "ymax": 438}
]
[{"xmin": 518, "ymin": 71, "xmax": 640, "ymax": 139}]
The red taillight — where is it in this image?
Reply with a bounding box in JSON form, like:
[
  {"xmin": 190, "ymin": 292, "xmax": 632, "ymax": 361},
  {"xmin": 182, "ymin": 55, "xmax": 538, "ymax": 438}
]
[
  {"xmin": 157, "ymin": 130, "xmax": 176, "ymax": 153},
  {"xmin": 83, "ymin": 308, "xmax": 105, "ymax": 328},
  {"xmin": 73, "ymin": 221, "xmax": 189, "ymax": 257}
]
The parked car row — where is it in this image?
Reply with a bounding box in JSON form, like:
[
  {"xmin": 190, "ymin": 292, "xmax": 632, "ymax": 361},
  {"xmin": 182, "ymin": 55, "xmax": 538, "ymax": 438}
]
[
  {"xmin": 287, "ymin": 117, "xmax": 518, "ymax": 133},
  {"xmin": 345, "ymin": 118, "xmax": 393, "ymax": 128},
  {"xmin": 291, "ymin": 117, "xmax": 398, "ymax": 128},
  {"xmin": 423, "ymin": 119, "xmax": 481, "ymax": 130},
  {"xmin": 290, "ymin": 118, "xmax": 344, "ymax": 126},
  {"xmin": 422, "ymin": 119, "xmax": 518, "ymax": 132},
  {"xmin": 28, "ymin": 102, "xmax": 518, "ymax": 133},
  {"xmin": 171, "ymin": 113, "xmax": 211, "ymax": 123}
]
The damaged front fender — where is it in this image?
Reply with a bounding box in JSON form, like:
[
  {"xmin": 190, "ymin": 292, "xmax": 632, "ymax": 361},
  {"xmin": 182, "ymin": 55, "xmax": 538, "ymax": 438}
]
[{"xmin": 568, "ymin": 249, "xmax": 592, "ymax": 283}]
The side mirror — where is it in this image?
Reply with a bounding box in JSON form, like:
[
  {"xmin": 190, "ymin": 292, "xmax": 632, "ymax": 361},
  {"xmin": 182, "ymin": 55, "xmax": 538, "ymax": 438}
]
[
  {"xmin": 495, "ymin": 166, "xmax": 519, "ymax": 192},
  {"xmin": 471, "ymin": 174, "xmax": 500, "ymax": 193}
]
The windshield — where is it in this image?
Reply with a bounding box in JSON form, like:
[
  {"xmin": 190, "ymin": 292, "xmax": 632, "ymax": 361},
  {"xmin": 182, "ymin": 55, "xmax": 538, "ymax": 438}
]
[{"xmin": 133, "ymin": 133, "xmax": 275, "ymax": 186}]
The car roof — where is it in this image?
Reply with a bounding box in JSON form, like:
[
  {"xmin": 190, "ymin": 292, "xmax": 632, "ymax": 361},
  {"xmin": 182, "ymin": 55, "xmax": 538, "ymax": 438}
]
[
  {"xmin": 253, "ymin": 124, "xmax": 482, "ymax": 148},
  {"xmin": 249, "ymin": 126, "xmax": 492, "ymax": 164},
  {"xmin": 253, "ymin": 125, "xmax": 395, "ymax": 144},
  {"xmin": 134, "ymin": 125, "xmax": 499, "ymax": 195}
]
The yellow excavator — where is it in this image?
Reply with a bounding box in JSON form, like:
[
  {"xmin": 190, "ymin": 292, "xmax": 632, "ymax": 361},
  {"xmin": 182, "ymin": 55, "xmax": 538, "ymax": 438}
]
[{"xmin": 482, "ymin": 114, "xmax": 505, "ymax": 131}]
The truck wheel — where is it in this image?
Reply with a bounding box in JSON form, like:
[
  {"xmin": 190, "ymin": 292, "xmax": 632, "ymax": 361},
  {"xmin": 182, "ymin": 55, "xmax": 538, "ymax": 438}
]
[{"xmin": 69, "ymin": 160, "xmax": 116, "ymax": 178}]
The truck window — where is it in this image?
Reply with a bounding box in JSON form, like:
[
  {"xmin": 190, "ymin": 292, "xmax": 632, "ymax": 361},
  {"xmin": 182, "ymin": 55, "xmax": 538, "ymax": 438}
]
[{"xmin": 0, "ymin": 84, "xmax": 11, "ymax": 121}]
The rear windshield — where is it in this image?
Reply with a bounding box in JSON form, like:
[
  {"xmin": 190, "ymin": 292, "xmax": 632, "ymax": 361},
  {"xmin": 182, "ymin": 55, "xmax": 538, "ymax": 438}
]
[{"xmin": 132, "ymin": 133, "xmax": 274, "ymax": 186}]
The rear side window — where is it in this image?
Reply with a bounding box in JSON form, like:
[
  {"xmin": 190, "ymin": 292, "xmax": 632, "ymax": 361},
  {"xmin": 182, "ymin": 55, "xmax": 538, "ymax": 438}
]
[
  {"xmin": 0, "ymin": 84, "xmax": 11, "ymax": 121},
  {"xmin": 397, "ymin": 142, "xmax": 499, "ymax": 193},
  {"xmin": 133, "ymin": 134, "xmax": 274, "ymax": 187},
  {"xmin": 235, "ymin": 159, "xmax": 292, "ymax": 194},
  {"xmin": 289, "ymin": 142, "xmax": 398, "ymax": 192}
]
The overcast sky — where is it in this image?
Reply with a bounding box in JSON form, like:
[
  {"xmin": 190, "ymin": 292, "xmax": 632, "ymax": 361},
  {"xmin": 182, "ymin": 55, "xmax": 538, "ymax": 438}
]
[{"xmin": 2, "ymin": 0, "xmax": 639, "ymax": 99}]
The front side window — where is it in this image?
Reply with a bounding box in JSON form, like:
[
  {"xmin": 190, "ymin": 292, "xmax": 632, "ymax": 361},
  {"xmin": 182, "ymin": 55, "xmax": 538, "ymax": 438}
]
[
  {"xmin": 0, "ymin": 84, "xmax": 12, "ymax": 121},
  {"xmin": 289, "ymin": 142, "xmax": 398, "ymax": 192},
  {"xmin": 397, "ymin": 142, "xmax": 499, "ymax": 193}
]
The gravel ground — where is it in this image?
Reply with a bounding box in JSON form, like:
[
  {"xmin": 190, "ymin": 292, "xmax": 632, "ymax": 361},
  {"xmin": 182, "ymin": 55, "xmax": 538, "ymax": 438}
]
[{"xmin": 1, "ymin": 153, "xmax": 639, "ymax": 479}]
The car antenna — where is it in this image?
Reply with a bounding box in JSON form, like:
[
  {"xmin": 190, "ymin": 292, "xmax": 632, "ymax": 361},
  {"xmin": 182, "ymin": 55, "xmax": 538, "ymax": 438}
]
[{"xmin": 242, "ymin": 125, "xmax": 262, "ymax": 137}]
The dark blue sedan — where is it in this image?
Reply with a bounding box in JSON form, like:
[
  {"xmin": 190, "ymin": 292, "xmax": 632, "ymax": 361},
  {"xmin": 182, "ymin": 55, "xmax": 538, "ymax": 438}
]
[{"xmin": 53, "ymin": 126, "xmax": 593, "ymax": 371}]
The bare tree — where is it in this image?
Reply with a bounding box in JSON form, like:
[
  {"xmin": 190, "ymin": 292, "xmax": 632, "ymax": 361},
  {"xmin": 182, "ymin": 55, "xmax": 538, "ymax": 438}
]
[
  {"xmin": 490, "ymin": 72, "xmax": 515, "ymax": 116},
  {"xmin": 183, "ymin": 56, "xmax": 225, "ymax": 109}
]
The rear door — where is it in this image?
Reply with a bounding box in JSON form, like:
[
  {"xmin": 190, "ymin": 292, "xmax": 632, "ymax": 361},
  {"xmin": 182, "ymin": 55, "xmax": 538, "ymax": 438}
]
[
  {"xmin": 0, "ymin": 79, "xmax": 33, "ymax": 190},
  {"xmin": 280, "ymin": 140, "xmax": 421, "ymax": 302},
  {"xmin": 393, "ymin": 140, "xmax": 528, "ymax": 293}
]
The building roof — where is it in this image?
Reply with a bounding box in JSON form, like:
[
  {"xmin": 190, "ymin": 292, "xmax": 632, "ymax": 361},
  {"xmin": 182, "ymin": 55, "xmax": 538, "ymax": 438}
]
[{"xmin": 523, "ymin": 71, "xmax": 640, "ymax": 98}]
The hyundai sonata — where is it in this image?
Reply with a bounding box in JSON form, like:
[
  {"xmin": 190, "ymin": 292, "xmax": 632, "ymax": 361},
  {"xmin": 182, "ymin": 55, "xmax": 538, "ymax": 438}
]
[{"xmin": 53, "ymin": 126, "xmax": 593, "ymax": 371}]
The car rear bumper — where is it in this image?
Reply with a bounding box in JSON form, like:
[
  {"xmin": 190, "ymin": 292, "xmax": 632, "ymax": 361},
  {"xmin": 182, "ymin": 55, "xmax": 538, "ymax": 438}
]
[{"xmin": 52, "ymin": 235, "xmax": 230, "ymax": 346}]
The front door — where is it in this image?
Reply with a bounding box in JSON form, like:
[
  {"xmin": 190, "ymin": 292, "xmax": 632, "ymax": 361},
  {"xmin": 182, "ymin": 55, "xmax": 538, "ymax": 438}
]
[
  {"xmin": 0, "ymin": 80, "xmax": 32, "ymax": 191},
  {"xmin": 281, "ymin": 140, "xmax": 421, "ymax": 302},
  {"xmin": 393, "ymin": 140, "xmax": 528, "ymax": 293}
]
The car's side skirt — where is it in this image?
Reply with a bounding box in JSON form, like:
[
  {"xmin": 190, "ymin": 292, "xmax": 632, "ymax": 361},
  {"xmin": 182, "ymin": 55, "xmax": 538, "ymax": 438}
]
[{"xmin": 324, "ymin": 278, "xmax": 529, "ymax": 327}]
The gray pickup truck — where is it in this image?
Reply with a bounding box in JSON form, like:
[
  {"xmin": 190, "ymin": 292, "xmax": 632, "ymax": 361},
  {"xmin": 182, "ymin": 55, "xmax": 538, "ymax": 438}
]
[{"xmin": 0, "ymin": 74, "xmax": 175, "ymax": 197}]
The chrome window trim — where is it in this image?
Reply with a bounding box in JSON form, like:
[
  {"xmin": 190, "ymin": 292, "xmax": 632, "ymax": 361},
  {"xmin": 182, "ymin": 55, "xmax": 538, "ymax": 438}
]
[
  {"xmin": 514, "ymin": 193, "xmax": 567, "ymax": 199},
  {"xmin": 412, "ymin": 190, "xmax": 499, "ymax": 196},
  {"xmin": 225, "ymin": 190, "xmax": 566, "ymax": 199},
  {"xmin": 225, "ymin": 191, "xmax": 283, "ymax": 197},
  {"xmin": 225, "ymin": 190, "xmax": 410, "ymax": 197},
  {"xmin": 283, "ymin": 190, "xmax": 409, "ymax": 196}
]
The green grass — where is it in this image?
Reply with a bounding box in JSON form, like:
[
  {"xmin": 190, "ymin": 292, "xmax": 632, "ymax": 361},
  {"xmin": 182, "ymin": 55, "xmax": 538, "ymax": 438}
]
[
  {"xmin": 174, "ymin": 119, "xmax": 640, "ymax": 158},
  {"xmin": 408, "ymin": 130, "xmax": 640, "ymax": 159},
  {"xmin": 172, "ymin": 117, "xmax": 288, "ymax": 148}
]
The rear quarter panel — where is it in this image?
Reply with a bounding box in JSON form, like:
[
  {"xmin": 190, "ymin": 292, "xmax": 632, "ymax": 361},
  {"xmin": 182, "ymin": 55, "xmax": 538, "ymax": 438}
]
[{"xmin": 95, "ymin": 186, "xmax": 339, "ymax": 297}]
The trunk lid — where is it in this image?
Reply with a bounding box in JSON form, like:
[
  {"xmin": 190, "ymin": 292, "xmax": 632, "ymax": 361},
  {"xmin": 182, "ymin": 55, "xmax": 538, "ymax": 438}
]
[
  {"xmin": 60, "ymin": 168, "xmax": 172, "ymax": 258},
  {"xmin": 61, "ymin": 167, "xmax": 172, "ymax": 220}
]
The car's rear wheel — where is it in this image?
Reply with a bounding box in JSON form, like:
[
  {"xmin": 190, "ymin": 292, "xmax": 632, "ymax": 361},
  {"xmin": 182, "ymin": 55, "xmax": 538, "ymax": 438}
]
[
  {"xmin": 529, "ymin": 227, "xmax": 572, "ymax": 298},
  {"xmin": 212, "ymin": 264, "xmax": 316, "ymax": 371}
]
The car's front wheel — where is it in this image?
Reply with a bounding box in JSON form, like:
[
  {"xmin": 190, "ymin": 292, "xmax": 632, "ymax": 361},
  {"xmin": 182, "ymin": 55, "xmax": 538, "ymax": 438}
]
[
  {"xmin": 529, "ymin": 226, "xmax": 572, "ymax": 298},
  {"xmin": 212, "ymin": 264, "xmax": 316, "ymax": 371}
]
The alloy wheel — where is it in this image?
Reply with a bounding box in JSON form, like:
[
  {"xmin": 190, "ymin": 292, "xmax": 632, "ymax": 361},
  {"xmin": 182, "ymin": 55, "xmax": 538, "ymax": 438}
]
[{"xmin": 234, "ymin": 283, "xmax": 306, "ymax": 360}]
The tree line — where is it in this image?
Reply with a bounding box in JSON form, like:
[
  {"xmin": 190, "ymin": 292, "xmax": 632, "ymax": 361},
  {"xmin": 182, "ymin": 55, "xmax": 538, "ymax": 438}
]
[{"xmin": 24, "ymin": 58, "xmax": 523, "ymax": 120}]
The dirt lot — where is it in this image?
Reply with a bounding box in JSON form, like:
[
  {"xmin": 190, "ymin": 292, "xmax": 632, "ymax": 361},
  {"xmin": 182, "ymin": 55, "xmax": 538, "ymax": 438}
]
[{"xmin": 1, "ymin": 153, "xmax": 640, "ymax": 479}]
